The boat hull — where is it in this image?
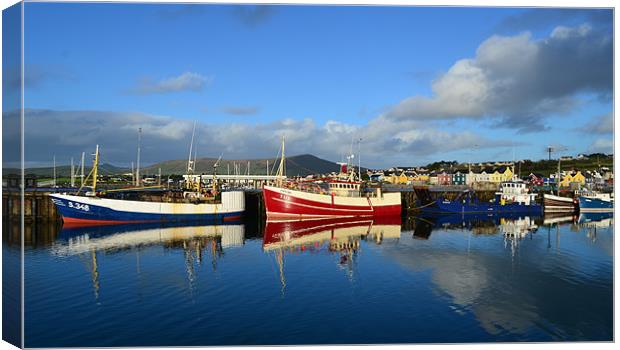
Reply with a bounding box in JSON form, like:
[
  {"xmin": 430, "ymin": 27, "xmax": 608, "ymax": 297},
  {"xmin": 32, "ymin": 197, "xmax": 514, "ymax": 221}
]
[
  {"xmin": 543, "ymin": 193, "xmax": 578, "ymax": 213},
  {"xmin": 262, "ymin": 185, "xmax": 401, "ymax": 219},
  {"xmin": 578, "ymin": 196, "xmax": 614, "ymax": 213},
  {"xmin": 49, "ymin": 192, "xmax": 245, "ymax": 226},
  {"xmin": 423, "ymin": 199, "xmax": 543, "ymax": 215}
]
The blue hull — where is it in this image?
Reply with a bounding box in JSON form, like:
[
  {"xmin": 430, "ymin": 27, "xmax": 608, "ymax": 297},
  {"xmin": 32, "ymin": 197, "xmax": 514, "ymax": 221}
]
[
  {"xmin": 423, "ymin": 199, "xmax": 543, "ymax": 215},
  {"xmin": 50, "ymin": 196, "xmax": 243, "ymax": 225},
  {"xmin": 578, "ymin": 196, "xmax": 614, "ymax": 213}
]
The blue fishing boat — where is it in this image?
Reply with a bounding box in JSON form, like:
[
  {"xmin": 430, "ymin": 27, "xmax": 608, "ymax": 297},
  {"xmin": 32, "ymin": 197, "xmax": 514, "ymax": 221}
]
[
  {"xmin": 578, "ymin": 192, "xmax": 613, "ymax": 213},
  {"xmin": 421, "ymin": 182, "xmax": 542, "ymax": 215},
  {"xmin": 49, "ymin": 144, "xmax": 245, "ymax": 226}
]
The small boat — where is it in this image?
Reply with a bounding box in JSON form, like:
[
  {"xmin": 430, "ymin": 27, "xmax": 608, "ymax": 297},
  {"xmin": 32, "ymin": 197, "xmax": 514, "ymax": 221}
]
[
  {"xmin": 421, "ymin": 181, "xmax": 542, "ymax": 214},
  {"xmin": 543, "ymin": 193, "xmax": 578, "ymax": 213},
  {"xmin": 262, "ymin": 137, "xmax": 401, "ymax": 219},
  {"xmin": 578, "ymin": 192, "xmax": 614, "ymax": 213},
  {"xmin": 50, "ymin": 145, "xmax": 245, "ymax": 226}
]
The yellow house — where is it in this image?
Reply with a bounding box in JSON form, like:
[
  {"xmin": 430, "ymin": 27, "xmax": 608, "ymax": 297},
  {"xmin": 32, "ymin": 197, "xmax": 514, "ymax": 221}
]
[
  {"xmin": 490, "ymin": 167, "xmax": 514, "ymax": 183},
  {"xmin": 388, "ymin": 171, "xmax": 409, "ymax": 184},
  {"xmin": 502, "ymin": 167, "xmax": 514, "ymax": 182},
  {"xmin": 572, "ymin": 171, "xmax": 585, "ymax": 184},
  {"xmin": 412, "ymin": 175, "xmax": 430, "ymax": 182},
  {"xmin": 560, "ymin": 171, "xmax": 585, "ymax": 187}
]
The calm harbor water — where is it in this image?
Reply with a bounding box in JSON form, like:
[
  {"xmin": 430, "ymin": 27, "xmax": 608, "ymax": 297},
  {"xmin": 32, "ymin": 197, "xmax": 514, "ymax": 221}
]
[{"xmin": 7, "ymin": 212, "xmax": 613, "ymax": 346}]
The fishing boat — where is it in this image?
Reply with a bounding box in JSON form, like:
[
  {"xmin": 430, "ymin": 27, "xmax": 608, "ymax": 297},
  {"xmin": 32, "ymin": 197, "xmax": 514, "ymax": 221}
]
[
  {"xmin": 420, "ymin": 181, "xmax": 542, "ymax": 214},
  {"xmin": 49, "ymin": 145, "xmax": 245, "ymax": 226},
  {"xmin": 543, "ymin": 193, "xmax": 578, "ymax": 213},
  {"xmin": 578, "ymin": 192, "xmax": 614, "ymax": 213},
  {"xmin": 262, "ymin": 137, "xmax": 401, "ymax": 219}
]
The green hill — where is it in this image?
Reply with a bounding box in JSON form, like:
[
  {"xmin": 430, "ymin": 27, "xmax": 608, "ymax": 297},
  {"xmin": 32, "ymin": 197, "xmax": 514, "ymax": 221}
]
[
  {"xmin": 5, "ymin": 154, "xmax": 347, "ymax": 178},
  {"xmin": 140, "ymin": 154, "xmax": 345, "ymax": 177},
  {"xmin": 4, "ymin": 163, "xmax": 128, "ymax": 177}
]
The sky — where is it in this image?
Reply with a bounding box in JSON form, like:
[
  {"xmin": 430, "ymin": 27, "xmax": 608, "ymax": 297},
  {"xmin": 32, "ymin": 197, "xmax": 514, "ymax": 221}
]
[{"xmin": 2, "ymin": 3, "xmax": 614, "ymax": 168}]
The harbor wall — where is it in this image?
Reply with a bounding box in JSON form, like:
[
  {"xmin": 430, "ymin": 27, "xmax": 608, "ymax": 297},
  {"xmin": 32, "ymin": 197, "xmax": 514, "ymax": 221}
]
[{"xmin": 3, "ymin": 190, "xmax": 61, "ymax": 223}]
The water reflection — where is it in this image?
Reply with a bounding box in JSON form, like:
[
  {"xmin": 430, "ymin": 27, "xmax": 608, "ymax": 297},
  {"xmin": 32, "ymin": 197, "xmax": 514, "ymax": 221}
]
[
  {"xmin": 49, "ymin": 222, "xmax": 245, "ymax": 299},
  {"xmin": 262, "ymin": 216, "xmax": 402, "ymax": 291},
  {"xmin": 18, "ymin": 211, "xmax": 613, "ymax": 346}
]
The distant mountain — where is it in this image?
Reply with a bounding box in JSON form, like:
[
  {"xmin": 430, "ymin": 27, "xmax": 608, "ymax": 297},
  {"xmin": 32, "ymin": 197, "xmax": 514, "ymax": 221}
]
[
  {"xmin": 141, "ymin": 154, "xmax": 348, "ymax": 177},
  {"xmin": 4, "ymin": 163, "xmax": 129, "ymax": 177},
  {"xmin": 6, "ymin": 154, "xmax": 351, "ymax": 178}
]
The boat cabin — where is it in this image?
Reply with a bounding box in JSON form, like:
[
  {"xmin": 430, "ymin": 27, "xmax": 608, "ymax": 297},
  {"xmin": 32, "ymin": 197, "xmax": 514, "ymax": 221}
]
[
  {"xmin": 497, "ymin": 181, "xmax": 537, "ymax": 205},
  {"xmin": 328, "ymin": 181, "xmax": 362, "ymax": 197}
]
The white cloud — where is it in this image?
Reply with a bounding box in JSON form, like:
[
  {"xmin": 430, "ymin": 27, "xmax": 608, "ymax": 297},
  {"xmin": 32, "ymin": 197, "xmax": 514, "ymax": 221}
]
[
  {"xmin": 582, "ymin": 112, "xmax": 613, "ymax": 134},
  {"xmin": 588, "ymin": 138, "xmax": 613, "ymax": 154},
  {"xmin": 384, "ymin": 23, "xmax": 612, "ymax": 132},
  {"xmin": 131, "ymin": 72, "xmax": 213, "ymax": 94},
  {"xmin": 13, "ymin": 109, "xmax": 514, "ymax": 168}
]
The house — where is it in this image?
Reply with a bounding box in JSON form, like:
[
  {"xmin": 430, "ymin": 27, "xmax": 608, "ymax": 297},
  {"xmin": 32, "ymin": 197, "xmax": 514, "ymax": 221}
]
[
  {"xmin": 529, "ymin": 173, "xmax": 545, "ymax": 186},
  {"xmin": 452, "ymin": 171, "xmax": 466, "ymax": 185},
  {"xmin": 411, "ymin": 174, "xmax": 430, "ymax": 182},
  {"xmin": 437, "ymin": 171, "xmax": 452, "ymax": 185},
  {"xmin": 465, "ymin": 171, "xmax": 476, "ymax": 186},
  {"xmin": 576, "ymin": 154, "xmax": 589, "ymax": 160},
  {"xmin": 560, "ymin": 171, "xmax": 585, "ymax": 187},
  {"xmin": 388, "ymin": 171, "xmax": 409, "ymax": 185},
  {"xmin": 429, "ymin": 175, "xmax": 438, "ymax": 185},
  {"xmin": 369, "ymin": 173, "xmax": 384, "ymax": 182}
]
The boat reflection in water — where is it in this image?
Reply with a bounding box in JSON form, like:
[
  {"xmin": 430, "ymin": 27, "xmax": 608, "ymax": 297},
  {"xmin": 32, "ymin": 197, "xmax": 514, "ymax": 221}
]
[
  {"xmin": 51, "ymin": 221, "xmax": 245, "ymax": 299},
  {"xmin": 262, "ymin": 216, "xmax": 402, "ymax": 290},
  {"xmin": 411, "ymin": 213, "xmax": 539, "ymax": 238},
  {"xmin": 54, "ymin": 222, "xmax": 245, "ymax": 255},
  {"xmin": 577, "ymin": 212, "xmax": 614, "ymax": 242},
  {"xmin": 410, "ymin": 213, "xmax": 542, "ymax": 255}
]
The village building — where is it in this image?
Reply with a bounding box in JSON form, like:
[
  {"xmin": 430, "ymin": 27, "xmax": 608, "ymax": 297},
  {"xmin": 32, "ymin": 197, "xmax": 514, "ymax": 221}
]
[
  {"xmin": 438, "ymin": 171, "xmax": 452, "ymax": 185},
  {"xmin": 452, "ymin": 171, "xmax": 466, "ymax": 185}
]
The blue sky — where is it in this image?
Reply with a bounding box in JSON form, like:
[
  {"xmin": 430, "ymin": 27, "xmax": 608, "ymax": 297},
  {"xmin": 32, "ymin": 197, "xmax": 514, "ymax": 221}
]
[{"xmin": 3, "ymin": 3, "xmax": 613, "ymax": 168}]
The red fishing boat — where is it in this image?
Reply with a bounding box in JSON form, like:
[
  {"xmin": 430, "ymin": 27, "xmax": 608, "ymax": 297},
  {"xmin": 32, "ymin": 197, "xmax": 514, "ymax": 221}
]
[{"xmin": 262, "ymin": 137, "xmax": 401, "ymax": 219}]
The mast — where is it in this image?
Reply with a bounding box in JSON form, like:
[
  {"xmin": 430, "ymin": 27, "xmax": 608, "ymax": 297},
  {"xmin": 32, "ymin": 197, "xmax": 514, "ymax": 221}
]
[
  {"xmin": 158, "ymin": 167, "xmax": 161, "ymax": 187},
  {"xmin": 92, "ymin": 145, "xmax": 100, "ymax": 193},
  {"xmin": 186, "ymin": 121, "xmax": 197, "ymax": 190},
  {"xmin": 80, "ymin": 152, "xmax": 85, "ymax": 186},
  {"xmin": 213, "ymin": 154, "xmax": 222, "ymax": 193},
  {"xmin": 557, "ymin": 157, "xmax": 561, "ymax": 196},
  {"xmin": 53, "ymin": 155, "xmax": 56, "ymax": 187},
  {"xmin": 276, "ymin": 136, "xmax": 286, "ymax": 187},
  {"xmin": 358, "ymin": 137, "xmax": 362, "ymax": 181},
  {"xmin": 136, "ymin": 127, "xmax": 142, "ymax": 187},
  {"xmin": 70, "ymin": 157, "xmax": 75, "ymax": 187}
]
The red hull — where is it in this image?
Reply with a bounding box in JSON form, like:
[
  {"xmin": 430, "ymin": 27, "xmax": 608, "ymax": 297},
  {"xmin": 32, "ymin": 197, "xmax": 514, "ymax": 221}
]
[{"xmin": 262, "ymin": 185, "xmax": 401, "ymax": 219}]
